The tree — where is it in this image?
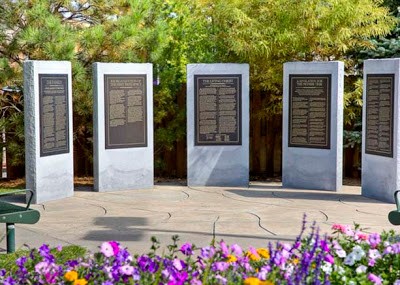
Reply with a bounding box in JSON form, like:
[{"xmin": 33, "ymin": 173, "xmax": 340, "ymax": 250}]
[{"xmin": 0, "ymin": 0, "xmax": 396, "ymax": 177}]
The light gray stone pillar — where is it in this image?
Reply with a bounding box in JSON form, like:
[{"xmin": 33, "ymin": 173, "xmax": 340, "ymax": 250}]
[
  {"xmin": 362, "ymin": 59, "xmax": 400, "ymax": 203},
  {"xmin": 93, "ymin": 63, "xmax": 153, "ymax": 192},
  {"xmin": 282, "ymin": 61, "xmax": 344, "ymax": 191},
  {"xmin": 24, "ymin": 60, "xmax": 74, "ymax": 203},
  {"xmin": 187, "ymin": 63, "xmax": 249, "ymax": 187}
]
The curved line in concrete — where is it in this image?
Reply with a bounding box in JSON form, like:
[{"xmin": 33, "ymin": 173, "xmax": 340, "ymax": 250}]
[
  {"xmin": 89, "ymin": 203, "xmax": 107, "ymax": 215},
  {"xmin": 319, "ymin": 210, "xmax": 328, "ymax": 222},
  {"xmin": 181, "ymin": 191, "xmax": 190, "ymax": 200},
  {"xmin": 247, "ymin": 212, "xmax": 277, "ymax": 236}
]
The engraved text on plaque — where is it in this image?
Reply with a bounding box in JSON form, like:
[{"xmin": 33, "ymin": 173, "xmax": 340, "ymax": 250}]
[
  {"xmin": 39, "ymin": 74, "xmax": 69, "ymax": 157},
  {"xmin": 104, "ymin": 75, "xmax": 147, "ymax": 149},
  {"xmin": 365, "ymin": 74, "xmax": 394, "ymax": 157},
  {"xmin": 288, "ymin": 75, "xmax": 331, "ymax": 149},
  {"xmin": 194, "ymin": 75, "xmax": 241, "ymax": 145}
]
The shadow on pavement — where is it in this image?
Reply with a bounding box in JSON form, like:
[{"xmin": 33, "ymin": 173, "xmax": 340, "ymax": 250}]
[{"xmin": 226, "ymin": 189, "xmax": 390, "ymax": 204}]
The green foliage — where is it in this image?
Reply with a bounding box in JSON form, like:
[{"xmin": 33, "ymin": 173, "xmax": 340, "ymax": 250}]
[
  {"xmin": 0, "ymin": 245, "xmax": 86, "ymax": 272},
  {"xmin": 0, "ymin": 0, "xmax": 397, "ymax": 175}
]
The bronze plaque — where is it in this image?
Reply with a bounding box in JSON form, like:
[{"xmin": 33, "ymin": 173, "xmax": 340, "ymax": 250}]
[
  {"xmin": 194, "ymin": 75, "xmax": 241, "ymax": 145},
  {"xmin": 288, "ymin": 74, "xmax": 331, "ymax": 149},
  {"xmin": 104, "ymin": 74, "xmax": 147, "ymax": 149},
  {"xmin": 39, "ymin": 74, "xmax": 69, "ymax": 157},
  {"xmin": 365, "ymin": 74, "xmax": 394, "ymax": 157}
]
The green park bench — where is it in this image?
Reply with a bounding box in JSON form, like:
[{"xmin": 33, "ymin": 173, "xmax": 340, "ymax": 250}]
[
  {"xmin": 388, "ymin": 190, "xmax": 400, "ymax": 226},
  {"xmin": 0, "ymin": 190, "xmax": 40, "ymax": 253}
]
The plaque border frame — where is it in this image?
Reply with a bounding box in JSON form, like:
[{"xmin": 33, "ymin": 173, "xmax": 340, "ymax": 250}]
[
  {"xmin": 194, "ymin": 74, "xmax": 242, "ymax": 146},
  {"xmin": 365, "ymin": 73, "xmax": 395, "ymax": 158},
  {"xmin": 39, "ymin": 74, "xmax": 70, "ymax": 157},
  {"xmin": 288, "ymin": 74, "xmax": 332, "ymax": 149},
  {"xmin": 104, "ymin": 74, "xmax": 148, "ymax": 149}
]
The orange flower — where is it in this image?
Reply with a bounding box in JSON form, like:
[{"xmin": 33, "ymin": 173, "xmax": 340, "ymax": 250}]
[
  {"xmin": 246, "ymin": 251, "xmax": 261, "ymax": 261},
  {"xmin": 64, "ymin": 271, "xmax": 78, "ymax": 282},
  {"xmin": 256, "ymin": 248, "xmax": 270, "ymax": 259},
  {"xmin": 226, "ymin": 254, "xmax": 237, "ymax": 263},
  {"xmin": 73, "ymin": 278, "xmax": 88, "ymax": 285},
  {"xmin": 244, "ymin": 276, "xmax": 273, "ymax": 285}
]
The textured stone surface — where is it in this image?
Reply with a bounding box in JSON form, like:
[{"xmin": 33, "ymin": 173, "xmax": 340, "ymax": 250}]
[
  {"xmin": 282, "ymin": 61, "xmax": 344, "ymax": 191},
  {"xmin": 362, "ymin": 59, "xmax": 400, "ymax": 203},
  {"xmin": 3, "ymin": 182, "xmax": 395, "ymax": 255},
  {"xmin": 93, "ymin": 63, "xmax": 153, "ymax": 192},
  {"xmin": 186, "ymin": 64, "xmax": 249, "ymax": 187},
  {"xmin": 23, "ymin": 60, "xmax": 74, "ymax": 203}
]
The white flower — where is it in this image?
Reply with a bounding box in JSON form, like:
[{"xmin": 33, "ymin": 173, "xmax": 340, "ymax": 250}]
[
  {"xmin": 352, "ymin": 245, "xmax": 365, "ymax": 261},
  {"xmin": 334, "ymin": 265, "xmax": 345, "ymax": 275},
  {"xmin": 356, "ymin": 265, "xmax": 367, "ymax": 274},
  {"xmin": 336, "ymin": 248, "xmax": 347, "ymax": 258},
  {"xmin": 349, "ymin": 281, "xmax": 356, "ymax": 285},
  {"xmin": 321, "ymin": 262, "xmax": 332, "ymax": 274},
  {"xmin": 344, "ymin": 253, "xmax": 356, "ymax": 266}
]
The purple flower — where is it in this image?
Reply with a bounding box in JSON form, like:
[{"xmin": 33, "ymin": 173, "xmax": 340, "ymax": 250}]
[
  {"xmin": 38, "ymin": 244, "xmax": 54, "ymax": 262},
  {"xmin": 173, "ymin": 258, "xmax": 186, "ymax": 271},
  {"xmin": 16, "ymin": 256, "xmax": 27, "ymax": 267},
  {"xmin": 230, "ymin": 244, "xmax": 243, "ymax": 255},
  {"xmin": 3, "ymin": 276, "xmax": 16, "ymax": 285},
  {"xmin": 212, "ymin": 261, "xmax": 229, "ymax": 272},
  {"xmin": 320, "ymin": 240, "xmax": 330, "ymax": 252},
  {"xmin": 180, "ymin": 242, "xmax": 193, "ymax": 256},
  {"xmin": 219, "ymin": 241, "xmax": 229, "ymax": 256},
  {"xmin": 324, "ymin": 254, "xmax": 334, "ymax": 264},
  {"xmin": 0, "ymin": 269, "xmax": 6, "ymax": 277},
  {"xmin": 102, "ymin": 282, "xmax": 114, "ymax": 285},
  {"xmin": 200, "ymin": 246, "xmax": 215, "ymax": 259},
  {"xmin": 368, "ymin": 233, "xmax": 381, "ymax": 248},
  {"xmin": 368, "ymin": 273, "xmax": 382, "ymax": 285}
]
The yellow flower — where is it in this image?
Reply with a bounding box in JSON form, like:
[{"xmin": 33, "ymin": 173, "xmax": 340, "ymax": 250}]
[
  {"xmin": 226, "ymin": 254, "xmax": 237, "ymax": 263},
  {"xmin": 246, "ymin": 251, "xmax": 261, "ymax": 261},
  {"xmin": 73, "ymin": 278, "xmax": 88, "ymax": 285},
  {"xmin": 256, "ymin": 248, "xmax": 270, "ymax": 259},
  {"xmin": 244, "ymin": 277, "xmax": 273, "ymax": 285},
  {"xmin": 292, "ymin": 258, "xmax": 299, "ymax": 265},
  {"xmin": 64, "ymin": 271, "xmax": 78, "ymax": 282}
]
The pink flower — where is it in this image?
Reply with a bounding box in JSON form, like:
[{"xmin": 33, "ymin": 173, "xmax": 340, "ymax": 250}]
[
  {"xmin": 109, "ymin": 241, "xmax": 120, "ymax": 255},
  {"xmin": 324, "ymin": 254, "xmax": 334, "ymax": 264},
  {"xmin": 100, "ymin": 242, "xmax": 114, "ymax": 257},
  {"xmin": 355, "ymin": 231, "xmax": 368, "ymax": 242},
  {"xmin": 368, "ymin": 273, "xmax": 382, "ymax": 284},
  {"xmin": 119, "ymin": 265, "xmax": 134, "ymax": 275}
]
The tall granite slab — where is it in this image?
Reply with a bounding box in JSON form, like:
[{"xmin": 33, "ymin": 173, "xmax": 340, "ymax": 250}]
[
  {"xmin": 187, "ymin": 64, "xmax": 249, "ymax": 187},
  {"xmin": 362, "ymin": 59, "xmax": 400, "ymax": 203},
  {"xmin": 93, "ymin": 63, "xmax": 153, "ymax": 192},
  {"xmin": 24, "ymin": 60, "xmax": 74, "ymax": 203},
  {"xmin": 282, "ymin": 61, "xmax": 344, "ymax": 191}
]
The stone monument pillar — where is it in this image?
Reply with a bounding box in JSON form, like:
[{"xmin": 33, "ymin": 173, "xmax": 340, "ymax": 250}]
[
  {"xmin": 93, "ymin": 63, "xmax": 153, "ymax": 192},
  {"xmin": 187, "ymin": 63, "xmax": 249, "ymax": 187},
  {"xmin": 362, "ymin": 59, "xmax": 399, "ymax": 202},
  {"xmin": 24, "ymin": 60, "xmax": 74, "ymax": 203},
  {"xmin": 282, "ymin": 61, "xmax": 344, "ymax": 191}
]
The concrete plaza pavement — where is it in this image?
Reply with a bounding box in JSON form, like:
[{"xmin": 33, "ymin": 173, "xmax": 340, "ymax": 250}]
[{"xmin": 0, "ymin": 181, "xmax": 397, "ymax": 254}]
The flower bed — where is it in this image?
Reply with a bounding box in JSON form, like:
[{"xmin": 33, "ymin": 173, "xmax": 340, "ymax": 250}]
[{"xmin": 1, "ymin": 216, "xmax": 400, "ymax": 284}]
